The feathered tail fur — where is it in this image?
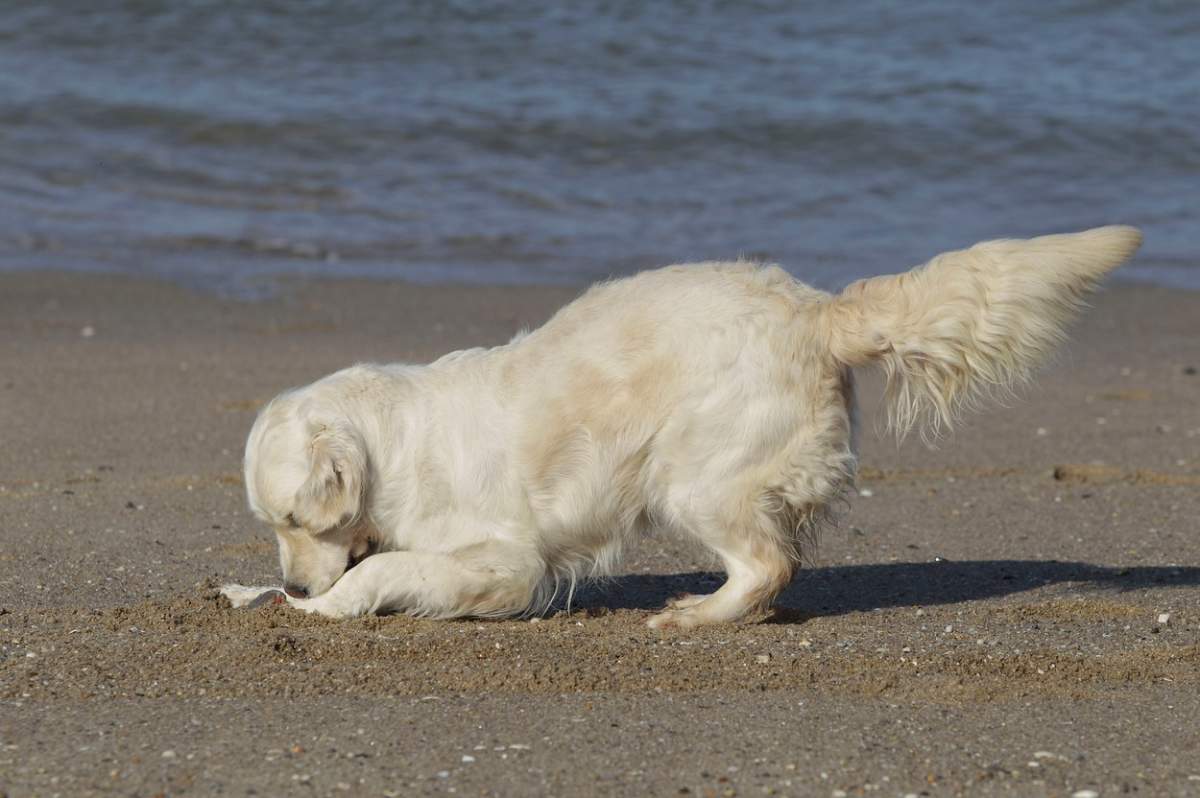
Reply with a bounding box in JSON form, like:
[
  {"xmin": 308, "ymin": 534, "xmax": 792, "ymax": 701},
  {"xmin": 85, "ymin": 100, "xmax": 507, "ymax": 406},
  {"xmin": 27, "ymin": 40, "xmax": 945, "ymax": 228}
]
[{"xmin": 821, "ymin": 226, "xmax": 1143, "ymax": 439}]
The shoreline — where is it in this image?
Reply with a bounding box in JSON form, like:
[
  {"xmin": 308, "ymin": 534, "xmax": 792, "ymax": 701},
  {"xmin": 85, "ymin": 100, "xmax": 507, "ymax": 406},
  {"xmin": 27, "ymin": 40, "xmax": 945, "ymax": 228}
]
[
  {"xmin": 1, "ymin": 268, "xmax": 1198, "ymax": 795},
  {"xmin": 2, "ymin": 256, "xmax": 1198, "ymax": 301}
]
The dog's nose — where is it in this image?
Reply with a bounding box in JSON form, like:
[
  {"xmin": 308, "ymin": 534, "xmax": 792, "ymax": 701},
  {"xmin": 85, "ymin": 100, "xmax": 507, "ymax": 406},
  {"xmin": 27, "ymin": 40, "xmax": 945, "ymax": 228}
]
[{"xmin": 283, "ymin": 583, "xmax": 309, "ymax": 599}]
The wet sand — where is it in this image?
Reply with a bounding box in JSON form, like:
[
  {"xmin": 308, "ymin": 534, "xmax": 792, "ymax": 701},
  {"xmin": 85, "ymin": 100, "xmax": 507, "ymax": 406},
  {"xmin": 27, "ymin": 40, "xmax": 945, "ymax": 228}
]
[{"xmin": 1, "ymin": 272, "xmax": 1198, "ymax": 796}]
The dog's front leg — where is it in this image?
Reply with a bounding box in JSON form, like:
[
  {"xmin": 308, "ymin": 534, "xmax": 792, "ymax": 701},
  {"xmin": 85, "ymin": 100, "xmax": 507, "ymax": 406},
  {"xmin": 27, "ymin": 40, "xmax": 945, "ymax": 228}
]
[{"xmin": 286, "ymin": 544, "xmax": 543, "ymax": 619}]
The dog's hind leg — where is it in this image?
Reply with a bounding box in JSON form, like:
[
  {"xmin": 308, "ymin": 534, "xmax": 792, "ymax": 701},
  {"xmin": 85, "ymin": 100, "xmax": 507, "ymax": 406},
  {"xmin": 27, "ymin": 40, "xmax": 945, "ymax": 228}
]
[
  {"xmin": 647, "ymin": 499, "xmax": 795, "ymax": 630},
  {"xmin": 665, "ymin": 593, "xmax": 711, "ymax": 610},
  {"xmin": 286, "ymin": 541, "xmax": 544, "ymax": 619}
]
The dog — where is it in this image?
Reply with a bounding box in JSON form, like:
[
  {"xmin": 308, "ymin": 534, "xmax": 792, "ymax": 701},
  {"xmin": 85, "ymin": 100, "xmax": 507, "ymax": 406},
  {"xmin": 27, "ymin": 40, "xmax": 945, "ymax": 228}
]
[{"xmin": 222, "ymin": 226, "xmax": 1141, "ymax": 628}]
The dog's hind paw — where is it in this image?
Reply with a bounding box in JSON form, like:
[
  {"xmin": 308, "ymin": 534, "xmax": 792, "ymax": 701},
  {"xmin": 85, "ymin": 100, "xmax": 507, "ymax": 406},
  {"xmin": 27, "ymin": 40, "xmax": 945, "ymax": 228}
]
[
  {"xmin": 647, "ymin": 608, "xmax": 701, "ymax": 630},
  {"xmin": 220, "ymin": 583, "xmax": 285, "ymax": 609}
]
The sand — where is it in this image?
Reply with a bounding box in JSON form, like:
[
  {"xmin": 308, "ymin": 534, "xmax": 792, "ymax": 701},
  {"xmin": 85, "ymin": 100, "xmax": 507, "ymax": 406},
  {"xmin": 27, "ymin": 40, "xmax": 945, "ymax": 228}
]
[{"xmin": 1, "ymin": 271, "xmax": 1198, "ymax": 797}]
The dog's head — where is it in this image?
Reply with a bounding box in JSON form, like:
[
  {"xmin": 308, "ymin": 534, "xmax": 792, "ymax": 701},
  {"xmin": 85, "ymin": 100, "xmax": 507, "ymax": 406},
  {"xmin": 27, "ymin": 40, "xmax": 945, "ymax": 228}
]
[{"xmin": 244, "ymin": 390, "xmax": 376, "ymax": 599}]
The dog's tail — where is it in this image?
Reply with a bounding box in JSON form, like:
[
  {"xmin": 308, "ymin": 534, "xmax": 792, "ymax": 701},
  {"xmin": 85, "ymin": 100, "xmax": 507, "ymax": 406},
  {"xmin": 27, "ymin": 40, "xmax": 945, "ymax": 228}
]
[{"xmin": 820, "ymin": 226, "xmax": 1142, "ymax": 440}]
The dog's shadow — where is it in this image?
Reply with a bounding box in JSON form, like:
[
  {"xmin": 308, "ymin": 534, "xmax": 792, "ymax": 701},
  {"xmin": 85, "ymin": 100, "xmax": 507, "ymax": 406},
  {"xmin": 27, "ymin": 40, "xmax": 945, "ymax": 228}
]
[{"xmin": 571, "ymin": 560, "xmax": 1200, "ymax": 621}]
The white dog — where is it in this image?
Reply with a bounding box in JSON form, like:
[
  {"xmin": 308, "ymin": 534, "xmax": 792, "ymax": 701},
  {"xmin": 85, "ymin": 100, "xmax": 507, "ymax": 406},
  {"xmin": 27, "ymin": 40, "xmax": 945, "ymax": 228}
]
[{"xmin": 222, "ymin": 226, "xmax": 1141, "ymax": 628}]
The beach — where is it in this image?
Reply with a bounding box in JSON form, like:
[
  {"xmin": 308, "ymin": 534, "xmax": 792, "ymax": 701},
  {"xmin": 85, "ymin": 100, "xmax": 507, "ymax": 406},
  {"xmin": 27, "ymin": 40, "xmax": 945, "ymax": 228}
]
[{"xmin": 1, "ymin": 271, "xmax": 1198, "ymax": 796}]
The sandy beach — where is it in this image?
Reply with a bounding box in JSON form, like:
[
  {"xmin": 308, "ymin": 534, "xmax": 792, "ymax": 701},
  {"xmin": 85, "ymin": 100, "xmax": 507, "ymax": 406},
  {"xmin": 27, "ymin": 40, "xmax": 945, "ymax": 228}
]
[{"xmin": 1, "ymin": 271, "xmax": 1198, "ymax": 797}]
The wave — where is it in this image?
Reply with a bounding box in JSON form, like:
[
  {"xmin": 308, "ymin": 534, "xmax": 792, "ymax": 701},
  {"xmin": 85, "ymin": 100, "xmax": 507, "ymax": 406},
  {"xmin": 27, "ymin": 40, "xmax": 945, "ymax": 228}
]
[{"xmin": 0, "ymin": 0, "xmax": 1196, "ymax": 293}]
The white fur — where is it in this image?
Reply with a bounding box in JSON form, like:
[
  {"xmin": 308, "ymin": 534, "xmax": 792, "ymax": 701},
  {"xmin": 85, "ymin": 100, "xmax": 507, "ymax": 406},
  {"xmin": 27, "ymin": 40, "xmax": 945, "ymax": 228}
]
[{"xmin": 222, "ymin": 226, "xmax": 1141, "ymax": 628}]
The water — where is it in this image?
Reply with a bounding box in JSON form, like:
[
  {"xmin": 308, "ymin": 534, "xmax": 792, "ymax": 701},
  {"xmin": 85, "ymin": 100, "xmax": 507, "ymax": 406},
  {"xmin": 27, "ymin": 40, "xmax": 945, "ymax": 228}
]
[{"xmin": 1, "ymin": 1, "xmax": 1197, "ymax": 296}]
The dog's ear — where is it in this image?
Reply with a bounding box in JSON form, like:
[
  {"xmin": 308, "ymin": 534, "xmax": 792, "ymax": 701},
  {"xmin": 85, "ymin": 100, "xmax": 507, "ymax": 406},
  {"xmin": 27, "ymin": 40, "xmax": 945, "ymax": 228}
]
[{"xmin": 293, "ymin": 420, "xmax": 366, "ymax": 531}]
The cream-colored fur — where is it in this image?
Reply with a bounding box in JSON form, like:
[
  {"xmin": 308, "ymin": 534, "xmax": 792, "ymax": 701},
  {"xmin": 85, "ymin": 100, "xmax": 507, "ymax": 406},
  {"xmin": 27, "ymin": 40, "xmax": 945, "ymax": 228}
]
[{"xmin": 222, "ymin": 226, "xmax": 1141, "ymax": 628}]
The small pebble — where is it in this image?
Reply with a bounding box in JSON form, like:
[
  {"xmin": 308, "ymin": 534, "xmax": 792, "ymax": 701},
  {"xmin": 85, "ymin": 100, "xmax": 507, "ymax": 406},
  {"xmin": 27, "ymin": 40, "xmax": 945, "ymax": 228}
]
[
  {"xmin": 80, "ymin": 326, "xmax": 95, "ymax": 338},
  {"xmin": 755, "ymin": 654, "xmax": 771, "ymax": 664},
  {"xmin": 858, "ymin": 488, "xmax": 874, "ymax": 498},
  {"xmin": 247, "ymin": 590, "xmax": 287, "ymax": 609},
  {"xmin": 161, "ymin": 750, "xmax": 176, "ymax": 759},
  {"xmin": 1071, "ymin": 790, "xmax": 1099, "ymax": 798},
  {"xmin": 1156, "ymin": 612, "xmax": 1171, "ymax": 626},
  {"xmin": 462, "ymin": 755, "xmax": 475, "ymax": 763}
]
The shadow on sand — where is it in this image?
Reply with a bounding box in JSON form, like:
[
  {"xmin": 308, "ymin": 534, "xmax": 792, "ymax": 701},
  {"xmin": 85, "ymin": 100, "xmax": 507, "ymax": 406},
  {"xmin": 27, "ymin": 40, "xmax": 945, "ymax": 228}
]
[{"xmin": 572, "ymin": 560, "xmax": 1200, "ymax": 620}]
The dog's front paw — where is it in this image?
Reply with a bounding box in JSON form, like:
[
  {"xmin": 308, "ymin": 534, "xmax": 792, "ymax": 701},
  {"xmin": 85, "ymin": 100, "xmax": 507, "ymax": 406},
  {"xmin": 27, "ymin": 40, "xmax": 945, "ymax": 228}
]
[
  {"xmin": 285, "ymin": 594, "xmax": 358, "ymax": 618},
  {"xmin": 220, "ymin": 583, "xmax": 284, "ymax": 609}
]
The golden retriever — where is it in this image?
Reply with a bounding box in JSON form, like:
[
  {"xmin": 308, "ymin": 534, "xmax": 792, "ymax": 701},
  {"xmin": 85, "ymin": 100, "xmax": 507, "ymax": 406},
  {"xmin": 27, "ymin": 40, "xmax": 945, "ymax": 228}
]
[{"xmin": 222, "ymin": 226, "xmax": 1141, "ymax": 628}]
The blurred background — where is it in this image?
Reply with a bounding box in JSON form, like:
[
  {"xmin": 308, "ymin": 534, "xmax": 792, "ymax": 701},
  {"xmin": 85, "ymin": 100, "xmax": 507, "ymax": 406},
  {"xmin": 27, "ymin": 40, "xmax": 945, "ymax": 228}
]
[{"xmin": 1, "ymin": 0, "xmax": 1195, "ymax": 296}]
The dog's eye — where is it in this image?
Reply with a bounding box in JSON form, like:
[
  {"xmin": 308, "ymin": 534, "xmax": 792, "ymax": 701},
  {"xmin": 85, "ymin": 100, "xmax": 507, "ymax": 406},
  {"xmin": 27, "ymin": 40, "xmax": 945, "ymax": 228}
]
[{"xmin": 285, "ymin": 513, "xmax": 301, "ymax": 529}]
